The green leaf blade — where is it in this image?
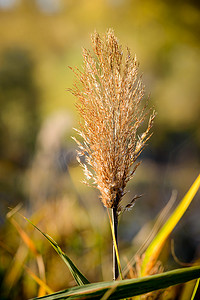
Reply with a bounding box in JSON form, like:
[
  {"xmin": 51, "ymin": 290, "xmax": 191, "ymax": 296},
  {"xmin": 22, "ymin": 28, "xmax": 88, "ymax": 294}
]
[
  {"xmin": 31, "ymin": 266, "xmax": 200, "ymax": 300},
  {"xmin": 141, "ymin": 174, "xmax": 200, "ymax": 276},
  {"xmin": 24, "ymin": 217, "xmax": 90, "ymax": 286}
]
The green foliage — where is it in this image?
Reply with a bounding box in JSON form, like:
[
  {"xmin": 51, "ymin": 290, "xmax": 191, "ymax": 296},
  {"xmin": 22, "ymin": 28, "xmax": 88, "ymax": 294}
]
[
  {"xmin": 31, "ymin": 266, "xmax": 200, "ymax": 300},
  {"xmin": 141, "ymin": 174, "xmax": 200, "ymax": 276},
  {"xmin": 24, "ymin": 217, "xmax": 90, "ymax": 286},
  {"xmin": 24, "ymin": 175, "xmax": 200, "ymax": 299}
]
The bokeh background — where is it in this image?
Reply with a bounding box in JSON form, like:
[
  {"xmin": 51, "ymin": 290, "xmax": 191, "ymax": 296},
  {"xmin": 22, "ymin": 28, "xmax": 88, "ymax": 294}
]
[{"xmin": 0, "ymin": 0, "xmax": 200, "ymax": 299}]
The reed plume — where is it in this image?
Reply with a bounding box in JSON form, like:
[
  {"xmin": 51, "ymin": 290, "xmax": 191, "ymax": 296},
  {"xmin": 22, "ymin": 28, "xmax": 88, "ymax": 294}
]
[{"xmin": 70, "ymin": 28, "xmax": 156, "ymax": 279}]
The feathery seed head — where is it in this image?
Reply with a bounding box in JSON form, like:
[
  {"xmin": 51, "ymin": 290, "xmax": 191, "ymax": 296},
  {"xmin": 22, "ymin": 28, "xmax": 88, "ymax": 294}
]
[{"xmin": 70, "ymin": 29, "xmax": 156, "ymax": 211}]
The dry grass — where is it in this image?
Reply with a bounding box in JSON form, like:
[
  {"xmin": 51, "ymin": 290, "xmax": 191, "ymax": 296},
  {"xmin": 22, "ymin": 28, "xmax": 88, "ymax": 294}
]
[{"xmin": 70, "ymin": 28, "xmax": 156, "ymax": 212}]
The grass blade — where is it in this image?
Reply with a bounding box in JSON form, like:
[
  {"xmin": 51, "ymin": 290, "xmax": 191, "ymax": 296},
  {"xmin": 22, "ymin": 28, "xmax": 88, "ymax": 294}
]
[
  {"xmin": 191, "ymin": 278, "xmax": 199, "ymax": 300},
  {"xmin": 25, "ymin": 266, "xmax": 54, "ymax": 295},
  {"xmin": 23, "ymin": 216, "xmax": 90, "ymax": 286},
  {"xmin": 8, "ymin": 216, "xmax": 47, "ymax": 296},
  {"xmin": 141, "ymin": 174, "xmax": 200, "ymax": 276},
  {"xmin": 30, "ymin": 265, "xmax": 200, "ymax": 299},
  {"xmin": 107, "ymin": 208, "xmax": 123, "ymax": 280}
]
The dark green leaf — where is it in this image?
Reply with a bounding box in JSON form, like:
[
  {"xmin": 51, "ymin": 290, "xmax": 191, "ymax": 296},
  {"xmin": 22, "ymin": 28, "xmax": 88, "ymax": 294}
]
[{"xmin": 31, "ymin": 265, "xmax": 200, "ymax": 299}]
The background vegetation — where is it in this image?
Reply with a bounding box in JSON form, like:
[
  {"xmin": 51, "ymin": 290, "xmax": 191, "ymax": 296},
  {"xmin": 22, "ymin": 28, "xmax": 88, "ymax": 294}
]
[{"xmin": 0, "ymin": 0, "xmax": 200, "ymax": 299}]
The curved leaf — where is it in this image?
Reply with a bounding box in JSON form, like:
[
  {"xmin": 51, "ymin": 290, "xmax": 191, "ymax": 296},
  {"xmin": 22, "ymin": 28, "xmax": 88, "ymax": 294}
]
[{"xmin": 24, "ymin": 216, "xmax": 90, "ymax": 286}]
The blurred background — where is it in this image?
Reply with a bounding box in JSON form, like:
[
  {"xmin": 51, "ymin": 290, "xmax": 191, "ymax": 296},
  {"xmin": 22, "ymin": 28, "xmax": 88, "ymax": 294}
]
[{"xmin": 0, "ymin": 0, "xmax": 200, "ymax": 299}]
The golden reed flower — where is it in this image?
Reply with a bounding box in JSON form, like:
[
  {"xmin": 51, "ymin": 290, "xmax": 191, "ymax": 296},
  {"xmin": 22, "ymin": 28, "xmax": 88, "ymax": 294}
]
[{"xmin": 70, "ymin": 29, "xmax": 156, "ymax": 212}]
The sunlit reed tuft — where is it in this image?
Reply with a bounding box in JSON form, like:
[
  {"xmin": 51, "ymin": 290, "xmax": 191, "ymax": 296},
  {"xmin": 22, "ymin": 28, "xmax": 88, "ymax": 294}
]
[{"xmin": 70, "ymin": 29, "xmax": 156, "ymax": 213}]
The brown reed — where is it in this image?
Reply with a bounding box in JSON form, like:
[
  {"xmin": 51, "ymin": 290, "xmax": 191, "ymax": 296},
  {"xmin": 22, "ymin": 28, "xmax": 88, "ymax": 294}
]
[{"xmin": 70, "ymin": 28, "xmax": 156, "ymax": 280}]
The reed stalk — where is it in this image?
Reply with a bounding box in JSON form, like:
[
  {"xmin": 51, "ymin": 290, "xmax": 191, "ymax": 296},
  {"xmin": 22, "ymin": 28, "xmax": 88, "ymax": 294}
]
[
  {"xmin": 112, "ymin": 206, "xmax": 119, "ymax": 280},
  {"xmin": 70, "ymin": 28, "xmax": 156, "ymax": 281}
]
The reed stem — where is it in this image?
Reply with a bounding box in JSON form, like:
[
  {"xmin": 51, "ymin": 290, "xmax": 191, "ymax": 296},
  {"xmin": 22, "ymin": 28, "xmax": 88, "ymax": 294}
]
[{"xmin": 112, "ymin": 206, "xmax": 119, "ymax": 280}]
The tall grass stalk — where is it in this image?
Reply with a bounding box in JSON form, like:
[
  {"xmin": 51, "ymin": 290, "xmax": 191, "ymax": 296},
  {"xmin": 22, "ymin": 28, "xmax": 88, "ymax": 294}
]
[
  {"xmin": 70, "ymin": 28, "xmax": 156, "ymax": 280},
  {"xmin": 112, "ymin": 206, "xmax": 119, "ymax": 280}
]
